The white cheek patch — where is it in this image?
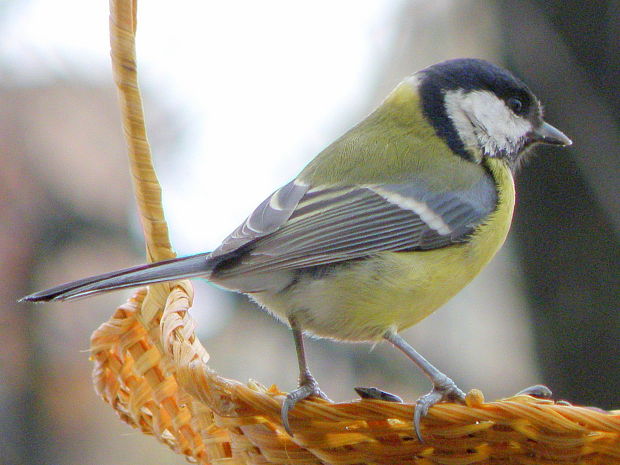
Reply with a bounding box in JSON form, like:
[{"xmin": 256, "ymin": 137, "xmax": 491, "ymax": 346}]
[{"xmin": 444, "ymin": 89, "xmax": 532, "ymax": 157}]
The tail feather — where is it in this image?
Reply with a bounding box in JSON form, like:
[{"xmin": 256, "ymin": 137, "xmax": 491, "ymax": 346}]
[{"xmin": 20, "ymin": 252, "xmax": 213, "ymax": 302}]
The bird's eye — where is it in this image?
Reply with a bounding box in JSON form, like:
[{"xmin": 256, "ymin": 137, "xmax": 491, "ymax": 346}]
[{"xmin": 507, "ymin": 97, "xmax": 523, "ymax": 114}]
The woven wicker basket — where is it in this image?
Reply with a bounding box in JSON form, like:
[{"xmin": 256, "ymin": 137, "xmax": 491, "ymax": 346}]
[{"xmin": 90, "ymin": 1, "xmax": 620, "ymax": 463}]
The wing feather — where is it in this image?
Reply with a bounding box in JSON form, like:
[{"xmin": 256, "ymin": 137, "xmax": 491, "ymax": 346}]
[
  {"xmin": 212, "ymin": 179, "xmax": 309, "ymax": 256},
  {"xmin": 211, "ymin": 173, "xmax": 497, "ymax": 277}
]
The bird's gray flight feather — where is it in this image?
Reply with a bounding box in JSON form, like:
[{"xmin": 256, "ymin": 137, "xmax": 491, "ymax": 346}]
[{"xmin": 212, "ymin": 173, "xmax": 497, "ymax": 277}]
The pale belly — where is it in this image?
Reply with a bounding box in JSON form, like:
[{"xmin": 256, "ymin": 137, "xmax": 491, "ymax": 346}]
[
  {"xmin": 251, "ymin": 237, "xmax": 501, "ymax": 341},
  {"xmin": 250, "ymin": 160, "xmax": 515, "ymax": 342}
]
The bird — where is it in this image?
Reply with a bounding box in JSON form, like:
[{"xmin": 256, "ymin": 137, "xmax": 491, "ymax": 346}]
[{"xmin": 21, "ymin": 58, "xmax": 572, "ymax": 440}]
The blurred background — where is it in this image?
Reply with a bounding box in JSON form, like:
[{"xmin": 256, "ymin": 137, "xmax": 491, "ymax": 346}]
[{"xmin": 1, "ymin": 1, "xmax": 618, "ymax": 464}]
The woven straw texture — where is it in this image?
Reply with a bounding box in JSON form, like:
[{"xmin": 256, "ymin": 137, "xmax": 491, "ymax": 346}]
[{"xmin": 90, "ymin": 0, "xmax": 620, "ymax": 463}]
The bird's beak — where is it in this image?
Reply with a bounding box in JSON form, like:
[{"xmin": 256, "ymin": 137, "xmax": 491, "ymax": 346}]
[{"xmin": 531, "ymin": 122, "xmax": 572, "ymax": 146}]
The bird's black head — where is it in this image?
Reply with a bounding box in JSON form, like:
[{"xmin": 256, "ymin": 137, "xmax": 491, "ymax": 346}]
[{"xmin": 416, "ymin": 58, "xmax": 571, "ymax": 167}]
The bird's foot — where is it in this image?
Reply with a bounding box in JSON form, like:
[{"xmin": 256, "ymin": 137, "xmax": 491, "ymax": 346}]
[
  {"xmin": 414, "ymin": 375, "xmax": 465, "ymax": 442},
  {"xmin": 514, "ymin": 384, "xmax": 552, "ymax": 399},
  {"xmin": 355, "ymin": 386, "xmax": 403, "ymax": 403},
  {"xmin": 281, "ymin": 374, "xmax": 329, "ymax": 436}
]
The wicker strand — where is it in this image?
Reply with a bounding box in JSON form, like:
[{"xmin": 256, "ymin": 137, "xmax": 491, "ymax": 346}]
[{"xmin": 90, "ymin": 0, "xmax": 620, "ymax": 463}]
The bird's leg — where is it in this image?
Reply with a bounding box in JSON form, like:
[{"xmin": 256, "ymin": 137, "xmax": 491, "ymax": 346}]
[
  {"xmin": 281, "ymin": 315, "xmax": 330, "ymax": 435},
  {"xmin": 384, "ymin": 330, "xmax": 465, "ymax": 441}
]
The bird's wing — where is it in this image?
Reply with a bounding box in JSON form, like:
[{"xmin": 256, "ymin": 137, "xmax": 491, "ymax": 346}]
[
  {"xmin": 211, "ymin": 174, "xmax": 497, "ymax": 276},
  {"xmin": 212, "ymin": 179, "xmax": 310, "ymax": 257}
]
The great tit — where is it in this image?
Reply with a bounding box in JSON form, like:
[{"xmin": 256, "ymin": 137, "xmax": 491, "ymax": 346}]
[{"xmin": 22, "ymin": 58, "xmax": 572, "ymax": 439}]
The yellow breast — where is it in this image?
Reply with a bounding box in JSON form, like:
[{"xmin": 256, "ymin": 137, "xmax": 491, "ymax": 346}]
[
  {"xmin": 266, "ymin": 158, "xmax": 516, "ymax": 342},
  {"xmin": 387, "ymin": 157, "xmax": 516, "ymax": 330}
]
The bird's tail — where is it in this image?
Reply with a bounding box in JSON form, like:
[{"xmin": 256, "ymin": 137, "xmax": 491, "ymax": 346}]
[{"xmin": 20, "ymin": 252, "xmax": 214, "ymax": 302}]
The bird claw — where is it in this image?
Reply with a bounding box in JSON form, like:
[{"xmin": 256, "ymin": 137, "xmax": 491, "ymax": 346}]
[
  {"xmin": 414, "ymin": 377, "xmax": 465, "ymax": 442},
  {"xmin": 514, "ymin": 384, "xmax": 552, "ymax": 399},
  {"xmin": 281, "ymin": 377, "xmax": 329, "ymax": 436}
]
